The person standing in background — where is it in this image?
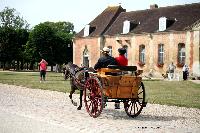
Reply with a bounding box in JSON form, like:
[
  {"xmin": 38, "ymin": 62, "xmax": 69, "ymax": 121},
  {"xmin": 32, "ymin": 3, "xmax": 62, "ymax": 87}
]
[
  {"xmin": 168, "ymin": 62, "xmax": 176, "ymax": 80},
  {"xmin": 39, "ymin": 59, "xmax": 48, "ymax": 82},
  {"xmin": 182, "ymin": 64, "xmax": 189, "ymax": 80}
]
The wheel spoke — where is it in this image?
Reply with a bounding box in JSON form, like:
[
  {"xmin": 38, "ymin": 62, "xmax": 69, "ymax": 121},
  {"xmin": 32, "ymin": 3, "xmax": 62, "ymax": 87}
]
[
  {"xmin": 124, "ymin": 82, "xmax": 145, "ymax": 118},
  {"xmin": 86, "ymin": 98, "xmax": 91, "ymax": 102},
  {"xmin": 84, "ymin": 77, "xmax": 103, "ymax": 118},
  {"xmin": 89, "ymin": 100, "xmax": 93, "ymax": 107},
  {"xmin": 94, "ymin": 101, "xmax": 98, "ymax": 115},
  {"xmin": 138, "ymin": 90, "xmax": 143, "ymax": 95},
  {"xmin": 129, "ymin": 102, "xmax": 133, "ymax": 114},
  {"xmin": 135, "ymin": 101, "xmax": 138, "ymax": 112}
]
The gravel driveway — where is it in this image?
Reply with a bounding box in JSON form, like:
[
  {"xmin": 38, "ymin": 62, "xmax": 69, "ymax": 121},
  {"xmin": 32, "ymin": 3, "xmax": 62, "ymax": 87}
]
[{"xmin": 0, "ymin": 83, "xmax": 200, "ymax": 133}]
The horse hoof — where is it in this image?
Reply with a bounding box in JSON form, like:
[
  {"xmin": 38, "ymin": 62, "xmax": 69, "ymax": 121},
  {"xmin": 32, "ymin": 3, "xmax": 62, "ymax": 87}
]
[
  {"xmin": 69, "ymin": 95, "xmax": 72, "ymax": 99},
  {"xmin": 77, "ymin": 106, "xmax": 82, "ymax": 110},
  {"xmin": 71, "ymin": 100, "xmax": 77, "ymax": 106}
]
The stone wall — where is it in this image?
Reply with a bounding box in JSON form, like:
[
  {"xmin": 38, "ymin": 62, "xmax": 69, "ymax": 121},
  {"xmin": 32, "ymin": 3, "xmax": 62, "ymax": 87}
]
[{"xmin": 74, "ymin": 30, "xmax": 200, "ymax": 78}]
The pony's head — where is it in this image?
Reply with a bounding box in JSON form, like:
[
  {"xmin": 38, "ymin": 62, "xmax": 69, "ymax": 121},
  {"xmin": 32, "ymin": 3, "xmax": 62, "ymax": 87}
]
[{"xmin": 64, "ymin": 62, "xmax": 79, "ymax": 79}]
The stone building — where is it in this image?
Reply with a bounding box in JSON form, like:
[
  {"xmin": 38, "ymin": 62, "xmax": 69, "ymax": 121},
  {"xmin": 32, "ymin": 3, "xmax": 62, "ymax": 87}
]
[{"xmin": 73, "ymin": 3, "xmax": 200, "ymax": 78}]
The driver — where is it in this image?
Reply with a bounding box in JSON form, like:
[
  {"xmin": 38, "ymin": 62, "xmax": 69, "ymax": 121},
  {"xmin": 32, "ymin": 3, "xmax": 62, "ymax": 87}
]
[{"xmin": 94, "ymin": 47, "xmax": 117, "ymax": 70}]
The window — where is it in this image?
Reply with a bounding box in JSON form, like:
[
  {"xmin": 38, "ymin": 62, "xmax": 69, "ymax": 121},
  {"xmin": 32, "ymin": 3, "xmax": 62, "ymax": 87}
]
[
  {"xmin": 158, "ymin": 44, "xmax": 164, "ymax": 66},
  {"xmin": 177, "ymin": 43, "xmax": 185, "ymax": 67},
  {"xmin": 159, "ymin": 17, "xmax": 175, "ymax": 31},
  {"xmin": 83, "ymin": 46, "xmax": 89, "ymax": 67},
  {"xmin": 107, "ymin": 46, "xmax": 112, "ymax": 56},
  {"xmin": 159, "ymin": 17, "xmax": 167, "ymax": 31},
  {"xmin": 123, "ymin": 20, "xmax": 131, "ymax": 34},
  {"xmin": 83, "ymin": 25, "xmax": 90, "ymax": 37},
  {"xmin": 83, "ymin": 25, "xmax": 96, "ymax": 37},
  {"xmin": 139, "ymin": 45, "xmax": 145, "ymax": 65},
  {"xmin": 122, "ymin": 20, "xmax": 138, "ymax": 34}
]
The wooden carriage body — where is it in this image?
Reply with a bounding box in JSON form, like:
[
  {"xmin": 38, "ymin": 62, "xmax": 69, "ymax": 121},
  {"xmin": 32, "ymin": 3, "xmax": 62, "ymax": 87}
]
[
  {"xmin": 97, "ymin": 68, "xmax": 142, "ymax": 99},
  {"xmin": 83, "ymin": 65, "xmax": 146, "ymax": 118}
]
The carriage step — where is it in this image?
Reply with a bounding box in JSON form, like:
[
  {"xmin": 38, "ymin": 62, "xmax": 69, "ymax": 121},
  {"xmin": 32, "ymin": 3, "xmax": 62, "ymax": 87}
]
[{"xmin": 114, "ymin": 102, "xmax": 120, "ymax": 109}]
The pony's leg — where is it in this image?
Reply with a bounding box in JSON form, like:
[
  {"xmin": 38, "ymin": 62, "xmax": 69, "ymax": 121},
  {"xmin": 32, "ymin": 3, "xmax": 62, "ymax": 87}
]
[
  {"xmin": 69, "ymin": 85, "xmax": 77, "ymax": 106},
  {"xmin": 77, "ymin": 90, "xmax": 83, "ymax": 110},
  {"xmin": 69, "ymin": 78, "xmax": 75, "ymax": 99},
  {"xmin": 69, "ymin": 87, "xmax": 75, "ymax": 99}
]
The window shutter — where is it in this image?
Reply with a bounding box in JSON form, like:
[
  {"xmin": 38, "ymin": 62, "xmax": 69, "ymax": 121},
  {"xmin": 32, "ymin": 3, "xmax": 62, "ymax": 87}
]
[{"xmin": 159, "ymin": 17, "xmax": 167, "ymax": 31}]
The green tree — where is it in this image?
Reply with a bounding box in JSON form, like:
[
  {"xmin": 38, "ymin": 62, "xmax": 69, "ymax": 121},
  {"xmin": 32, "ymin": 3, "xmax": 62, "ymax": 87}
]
[
  {"xmin": 49, "ymin": 21, "xmax": 74, "ymax": 64},
  {"xmin": 0, "ymin": 27, "xmax": 17, "ymax": 69},
  {"xmin": 15, "ymin": 29, "xmax": 29, "ymax": 70},
  {"xmin": 27, "ymin": 21, "xmax": 74, "ymax": 71},
  {"xmin": 27, "ymin": 23, "xmax": 55, "ymax": 66},
  {"xmin": 0, "ymin": 7, "xmax": 29, "ymax": 29},
  {"xmin": 0, "ymin": 7, "xmax": 29, "ymax": 70}
]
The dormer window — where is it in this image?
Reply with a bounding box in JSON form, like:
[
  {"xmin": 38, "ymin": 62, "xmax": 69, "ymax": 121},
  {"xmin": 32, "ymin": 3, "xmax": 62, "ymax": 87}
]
[
  {"xmin": 159, "ymin": 17, "xmax": 167, "ymax": 31},
  {"xmin": 84, "ymin": 25, "xmax": 90, "ymax": 37},
  {"xmin": 123, "ymin": 20, "xmax": 131, "ymax": 34},
  {"xmin": 159, "ymin": 17, "xmax": 176, "ymax": 31},
  {"xmin": 122, "ymin": 20, "xmax": 139, "ymax": 34},
  {"xmin": 83, "ymin": 24, "xmax": 96, "ymax": 37}
]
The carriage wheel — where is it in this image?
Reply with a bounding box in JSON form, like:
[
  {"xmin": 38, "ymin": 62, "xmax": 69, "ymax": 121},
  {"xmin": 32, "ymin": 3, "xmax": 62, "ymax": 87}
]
[
  {"xmin": 124, "ymin": 82, "xmax": 146, "ymax": 118},
  {"xmin": 84, "ymin": 77, "xmax": 103, "ymax": 118}
]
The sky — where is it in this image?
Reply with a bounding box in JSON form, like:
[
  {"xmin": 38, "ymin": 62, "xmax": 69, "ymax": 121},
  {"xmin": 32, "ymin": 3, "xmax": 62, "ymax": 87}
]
[{"xmin": 1, "ymin": 0, "xmax": 200, "ymax": 32}]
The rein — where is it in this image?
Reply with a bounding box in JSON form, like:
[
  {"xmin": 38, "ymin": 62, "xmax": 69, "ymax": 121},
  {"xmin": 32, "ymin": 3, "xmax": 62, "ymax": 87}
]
[{"xmin": 66, "ymin": 63, "xmax": 89, "ymax": 89}]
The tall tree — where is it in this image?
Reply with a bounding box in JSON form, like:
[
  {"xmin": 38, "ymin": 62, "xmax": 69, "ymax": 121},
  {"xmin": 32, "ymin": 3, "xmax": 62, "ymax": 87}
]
[
  {"xmin": 0, "ymin": 7, "xmax": 29, "ymax": 29},
  {"xmin": 27, "ymin": 21, "xmax": 74, "ymax": 70},
  {"xmin": 15, "ymin": 29, "xmax": 29, "ymax": 70},
  {"xmin": 0, "ymin": 27, "xmax": 17, "ymax": 69},
  {"xmin": 0, "ymin": 7, "xmax": 29, "ymax": 70},
  {"xmin": 48, "ymin": 21, "xmax": 74, "ymax": 64}
]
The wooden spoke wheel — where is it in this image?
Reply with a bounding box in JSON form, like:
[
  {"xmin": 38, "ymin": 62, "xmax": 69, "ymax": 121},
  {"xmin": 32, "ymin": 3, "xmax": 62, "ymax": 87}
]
[
  {"xmin": 124, "ymin": 82, "xmax": 146, "ymax": 118},
  {"xmin": 84, "ymin": 77, "xmax": 103, "ymax": 118}
]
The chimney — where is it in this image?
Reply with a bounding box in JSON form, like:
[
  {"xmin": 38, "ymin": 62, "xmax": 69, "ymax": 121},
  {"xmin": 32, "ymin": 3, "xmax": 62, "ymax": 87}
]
[{"xmin": 150, "ymin": 4, "xmax": 158, "ymax": 9}]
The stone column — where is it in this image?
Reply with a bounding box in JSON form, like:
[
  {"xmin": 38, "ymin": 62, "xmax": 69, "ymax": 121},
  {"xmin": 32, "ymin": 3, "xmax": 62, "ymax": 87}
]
[
  {"xmin": 169, "ymin": 33, "xmax": 174, "ymax": 64},
  {"xmin": 131, "ymin": 36, "xmax": 136, "ymax": 66},
  {"xmin": 193, "ymin": 30, "xmax": 200, "ymax": 76}
]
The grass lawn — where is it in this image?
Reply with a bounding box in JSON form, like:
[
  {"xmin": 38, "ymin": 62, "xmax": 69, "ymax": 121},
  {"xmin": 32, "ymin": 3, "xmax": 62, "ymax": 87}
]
[
  {"xmin": 144, "ymin": 80, "xmax": 200, "ymax": 109},
  {"xmin": 0, "ymin": 71, "xmax": 71, "ymax": 93},
  {"xmin": 0, "ymin": 71, "xmax": 200, "ymax": 109}
]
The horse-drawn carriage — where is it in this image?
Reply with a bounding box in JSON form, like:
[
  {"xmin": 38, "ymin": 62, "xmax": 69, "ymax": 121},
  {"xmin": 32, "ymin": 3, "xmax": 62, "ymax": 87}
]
[{"xmin": 65, "ymin": 63, "xmax": 147, "ymax": 118}]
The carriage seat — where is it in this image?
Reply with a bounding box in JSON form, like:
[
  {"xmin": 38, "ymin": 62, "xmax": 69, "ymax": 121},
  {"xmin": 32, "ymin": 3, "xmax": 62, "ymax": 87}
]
[
  {"xmin": 107, "ymin": 65, "xmax": 137, "ymax": 72},
  {"xmin": 97, "ymin": 65, "xmax": 139, "ymax": 76}
]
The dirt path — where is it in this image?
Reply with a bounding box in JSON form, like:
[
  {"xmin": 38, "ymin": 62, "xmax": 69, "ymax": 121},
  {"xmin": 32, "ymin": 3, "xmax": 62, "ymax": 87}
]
[{"xmin": 0, "ymin": 83, "xmax": 200, "ymax": 133}]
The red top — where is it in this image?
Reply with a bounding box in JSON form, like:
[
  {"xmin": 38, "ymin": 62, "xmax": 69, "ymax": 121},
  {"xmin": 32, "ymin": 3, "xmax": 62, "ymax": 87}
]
[
  {"xmin": 39, "ymin": 60, "xmax": 48, "ymax": 71},
  {"xmin": 115, "ymin": 55, "xmax": 128, "ymax": 66}
]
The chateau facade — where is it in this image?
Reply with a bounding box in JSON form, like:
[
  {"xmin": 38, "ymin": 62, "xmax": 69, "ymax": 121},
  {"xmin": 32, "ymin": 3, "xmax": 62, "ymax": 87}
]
[{"xmin": 73, "ymin": 3, "xmax": 200, "ymax": 78}]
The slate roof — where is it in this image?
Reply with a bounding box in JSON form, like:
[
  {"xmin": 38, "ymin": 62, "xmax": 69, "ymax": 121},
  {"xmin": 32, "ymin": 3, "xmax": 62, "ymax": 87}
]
[
  {"xmin": 75, "ymin": 6, "xmax": 125, "ymax": 37},
  {"xmin": 76, "ymin": 2, "xmax": 200, "ymax": 37}
]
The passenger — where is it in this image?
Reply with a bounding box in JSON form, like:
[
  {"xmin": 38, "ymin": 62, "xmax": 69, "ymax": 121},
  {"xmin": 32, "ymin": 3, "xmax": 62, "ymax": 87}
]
[
  {"xmin": 94, "ymin": 47, "xmax": 117, "ymax": 70},
  {"xmin": 114, "ymin": 48, "xmax": 128, "ymax": 109},
  {"xmin": 115, "ymin": 48, "xmax": 128, "ymax": 66}
]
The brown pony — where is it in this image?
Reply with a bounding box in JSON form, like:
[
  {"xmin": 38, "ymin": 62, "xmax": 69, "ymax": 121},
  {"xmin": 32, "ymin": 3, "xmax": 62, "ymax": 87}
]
[{"xmin": 64, "ymin": 62, "xmax": 95, "ymax": 110}]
